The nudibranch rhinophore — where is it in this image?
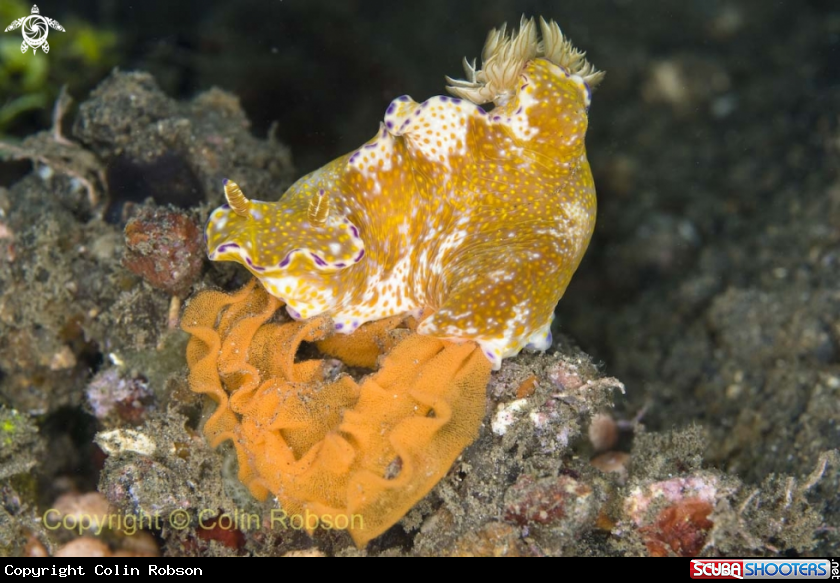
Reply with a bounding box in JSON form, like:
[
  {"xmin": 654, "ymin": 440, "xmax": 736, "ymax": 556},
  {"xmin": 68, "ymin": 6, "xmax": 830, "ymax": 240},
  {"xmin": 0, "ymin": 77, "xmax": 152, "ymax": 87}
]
[{"xmin": 205, "ymin": 17, "xmax": 603, "ymax": 370}]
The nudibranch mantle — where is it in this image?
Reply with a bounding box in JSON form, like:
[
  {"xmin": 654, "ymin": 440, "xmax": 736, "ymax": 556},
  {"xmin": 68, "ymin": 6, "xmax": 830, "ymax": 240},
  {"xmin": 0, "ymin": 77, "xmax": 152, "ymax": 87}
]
[{"xmin": 205, "ymin": 17, "xmax": 603, "ymax": 370}]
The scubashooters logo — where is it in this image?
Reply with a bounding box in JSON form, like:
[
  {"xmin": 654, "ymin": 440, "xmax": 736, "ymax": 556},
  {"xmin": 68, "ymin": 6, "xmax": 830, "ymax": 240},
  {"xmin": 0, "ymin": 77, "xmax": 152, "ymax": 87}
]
[
  {"xmin": 691, "ymin": 559, "xmax": 834, "ymax": 580},
  {"xmin": 4, "ymin": 5, "xmax": 65, "ymax": 54}
]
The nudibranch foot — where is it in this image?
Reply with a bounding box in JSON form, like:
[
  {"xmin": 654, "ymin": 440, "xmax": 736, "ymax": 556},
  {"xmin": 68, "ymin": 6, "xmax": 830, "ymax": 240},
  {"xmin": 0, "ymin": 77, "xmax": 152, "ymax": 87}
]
[
  {"xmin": 525, "ymin": 322, "xmax": 553, "ymax": 352},
  {"xmin": 418, "ymin": 316, "xmax": 554, "ymax": 371},
  {"xmin": 416, "ymin": 254, "xmax": 562, "ymax": 370}
]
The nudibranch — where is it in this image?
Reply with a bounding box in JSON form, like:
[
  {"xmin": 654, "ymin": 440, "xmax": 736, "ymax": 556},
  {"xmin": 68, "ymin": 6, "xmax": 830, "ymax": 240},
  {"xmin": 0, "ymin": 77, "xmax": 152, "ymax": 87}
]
[{"xmin": 205, "ymin": 17, "xmax": 603, "ymax": 369}]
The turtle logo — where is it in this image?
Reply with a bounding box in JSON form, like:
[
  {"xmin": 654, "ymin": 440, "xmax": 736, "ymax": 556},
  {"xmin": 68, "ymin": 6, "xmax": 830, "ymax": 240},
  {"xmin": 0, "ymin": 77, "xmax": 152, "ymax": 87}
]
[{"xmin": 4, "ymin": 5, "xmax": 65, "ymax": 54}]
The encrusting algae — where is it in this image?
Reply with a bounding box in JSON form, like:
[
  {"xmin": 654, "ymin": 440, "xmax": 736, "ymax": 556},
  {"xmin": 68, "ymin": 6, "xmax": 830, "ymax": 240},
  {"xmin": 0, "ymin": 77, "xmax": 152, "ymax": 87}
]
[{"xmin": 182, "ymin": 17, "xmax": 602, "ymax": 546}]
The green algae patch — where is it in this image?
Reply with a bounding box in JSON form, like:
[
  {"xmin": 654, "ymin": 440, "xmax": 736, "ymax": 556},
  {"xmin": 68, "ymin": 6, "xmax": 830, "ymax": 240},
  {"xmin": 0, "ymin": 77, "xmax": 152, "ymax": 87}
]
[{"xmin": 0, "ymin": 407, "xmax": 44, "ymax": 480}]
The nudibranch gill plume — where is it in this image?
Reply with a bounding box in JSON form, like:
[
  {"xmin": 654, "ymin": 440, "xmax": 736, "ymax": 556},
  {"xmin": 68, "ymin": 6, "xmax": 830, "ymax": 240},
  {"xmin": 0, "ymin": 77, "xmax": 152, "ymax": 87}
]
[{"xmin": 205, "ymin": 17, "xmax": 603, "ymax": 369}]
